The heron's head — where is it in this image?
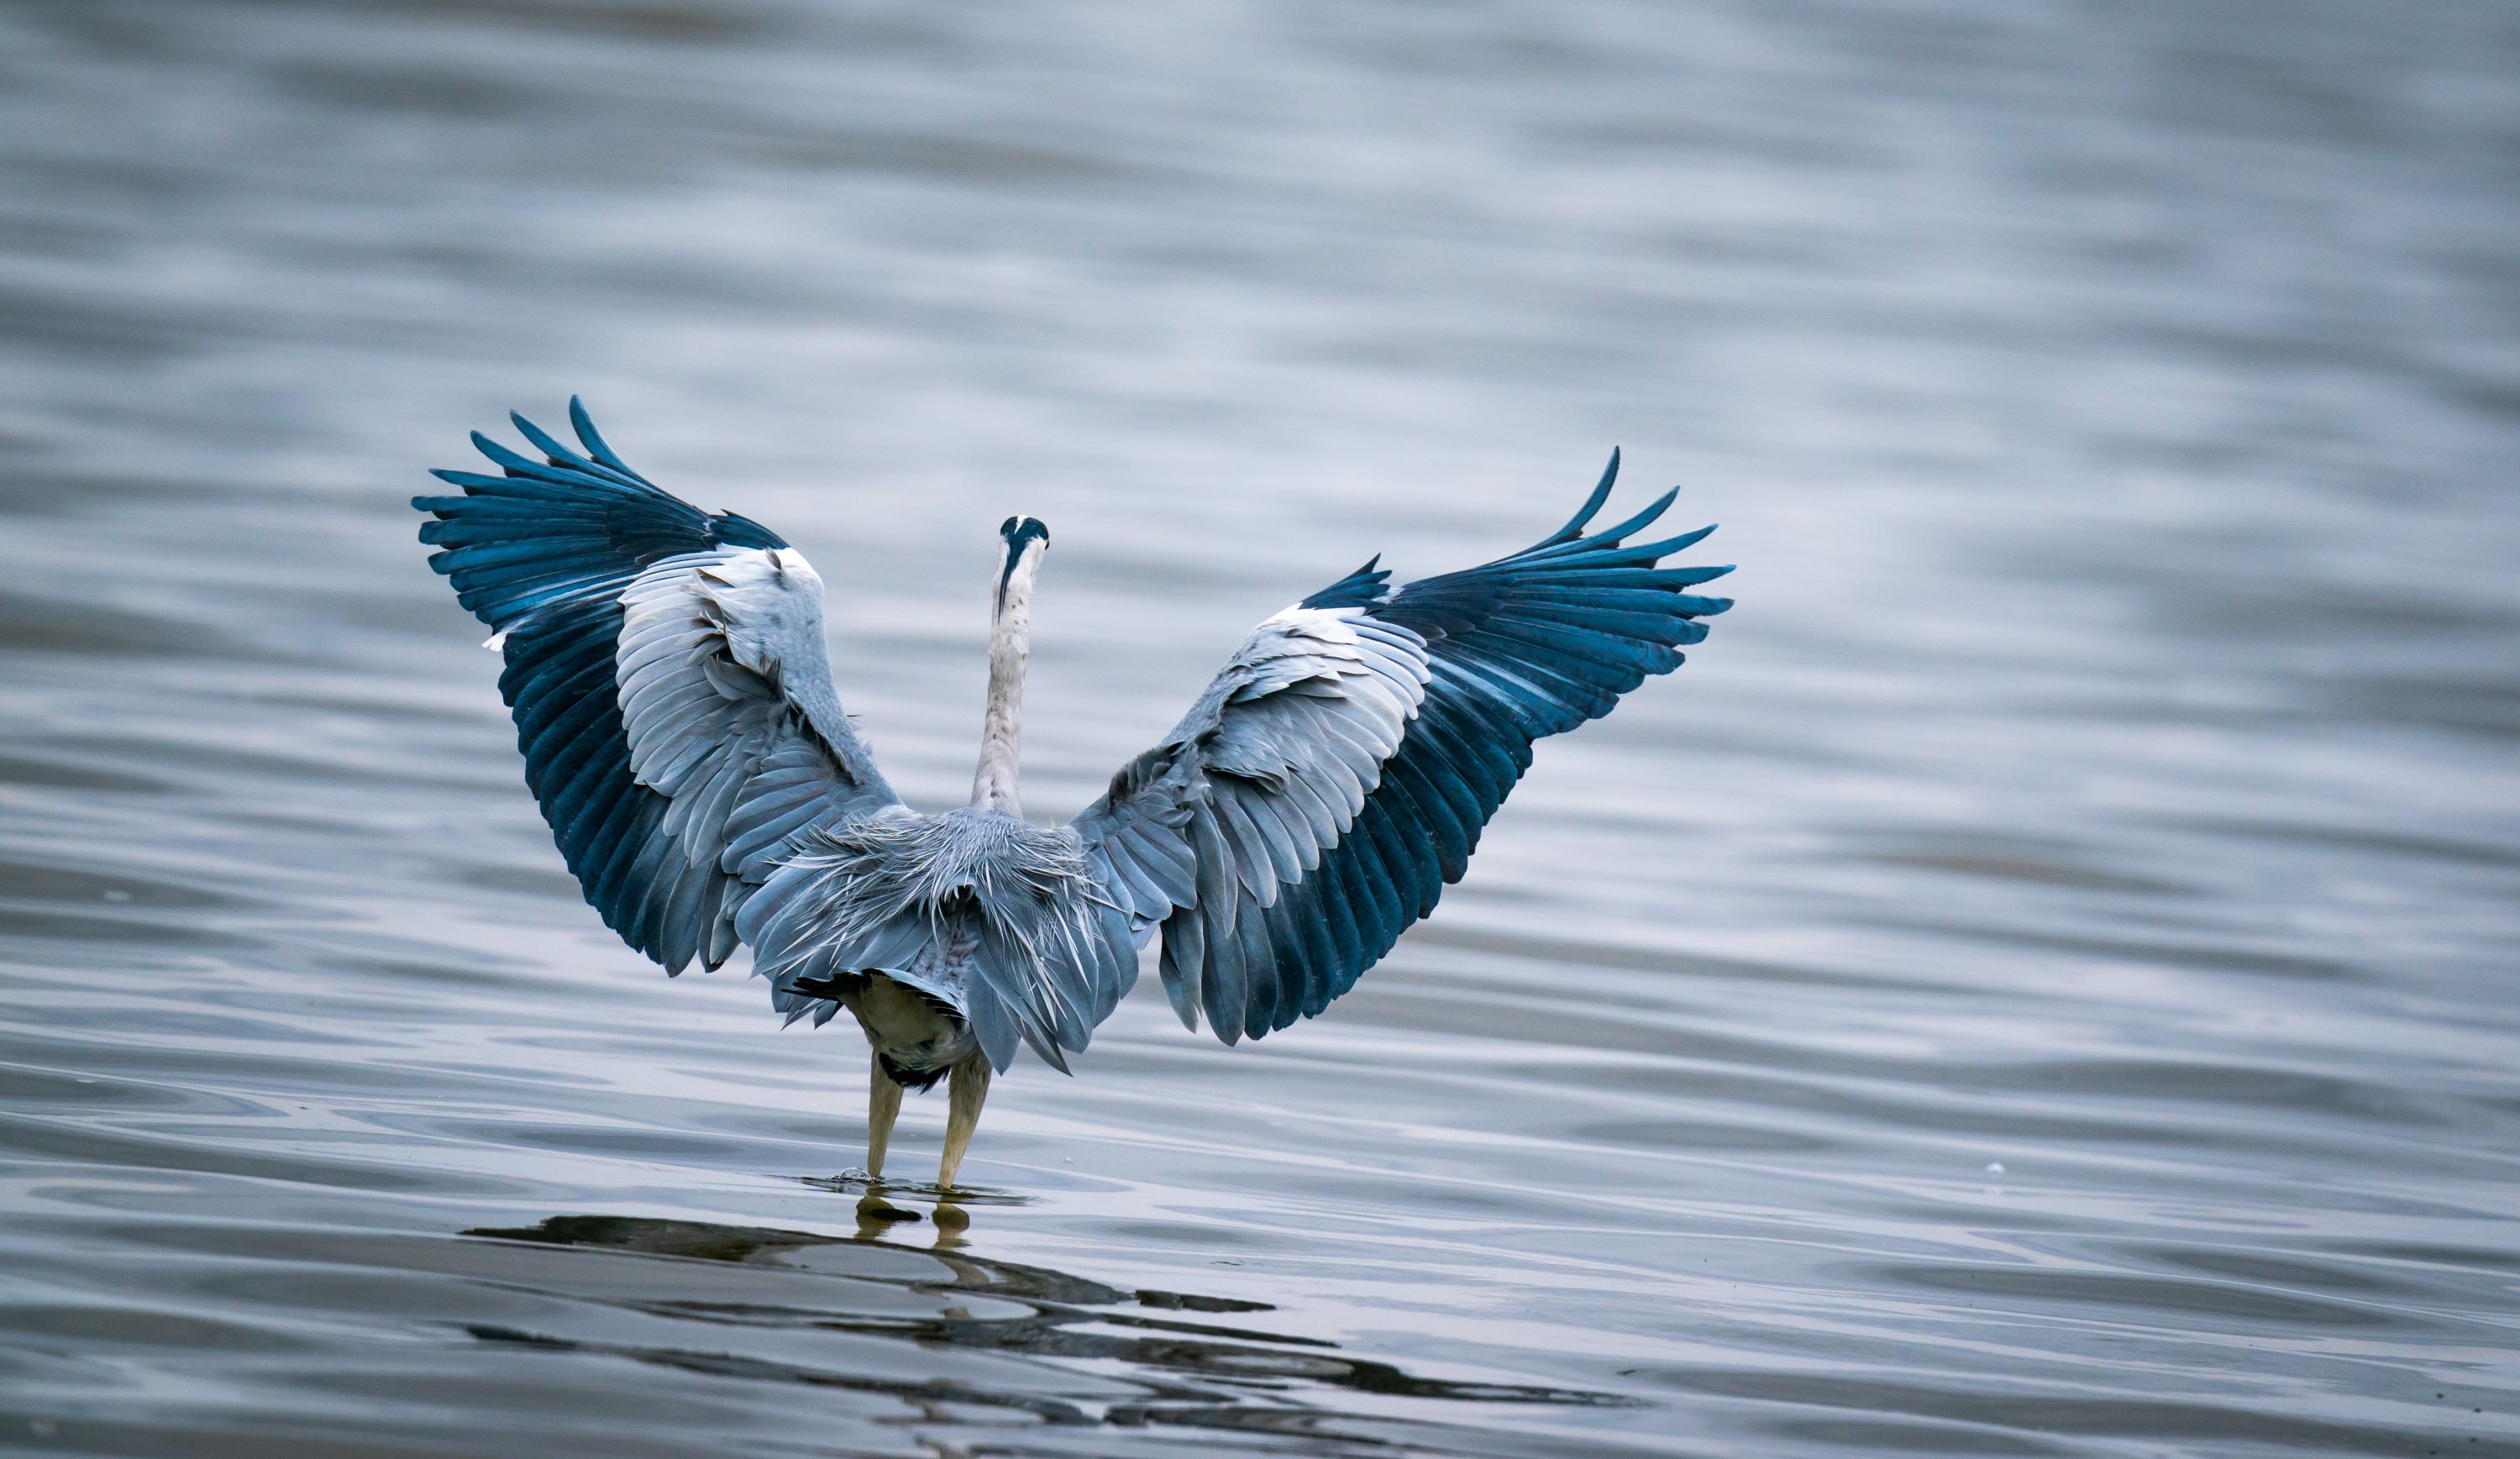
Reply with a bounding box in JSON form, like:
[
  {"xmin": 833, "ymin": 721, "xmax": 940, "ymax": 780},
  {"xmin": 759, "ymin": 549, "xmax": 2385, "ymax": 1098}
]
[{"xmin": 994, "ymin": 515, "xmax": 1050, "ymax": 618}]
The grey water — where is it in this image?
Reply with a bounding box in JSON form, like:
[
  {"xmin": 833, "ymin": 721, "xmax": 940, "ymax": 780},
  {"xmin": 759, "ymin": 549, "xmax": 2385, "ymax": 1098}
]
[{"xmin": 1, "ymin": 2, "xmax": 2516, "ymax": 1455}]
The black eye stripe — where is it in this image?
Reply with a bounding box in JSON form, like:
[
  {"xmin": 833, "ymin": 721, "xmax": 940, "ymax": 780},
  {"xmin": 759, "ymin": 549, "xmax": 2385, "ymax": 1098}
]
[{"xmin": 996, "ymin": 518, "xmax": 1049, "ymax": 598}]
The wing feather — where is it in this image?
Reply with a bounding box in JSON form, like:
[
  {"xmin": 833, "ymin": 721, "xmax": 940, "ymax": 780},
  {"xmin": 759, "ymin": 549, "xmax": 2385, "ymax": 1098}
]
[
  {"xmin": 414, "ymin": 401, "xmax": 900, "ymax": 974},
  {"xmin": 1073, "ymin": 451, "xmax": 1731, "ymax": 1042}
]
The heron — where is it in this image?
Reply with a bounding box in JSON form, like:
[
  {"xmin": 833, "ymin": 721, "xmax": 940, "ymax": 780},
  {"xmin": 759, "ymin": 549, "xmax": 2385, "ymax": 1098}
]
[{"xmin": 414, "ymin": 400, "xmax": 1733, "ymax": 1190}]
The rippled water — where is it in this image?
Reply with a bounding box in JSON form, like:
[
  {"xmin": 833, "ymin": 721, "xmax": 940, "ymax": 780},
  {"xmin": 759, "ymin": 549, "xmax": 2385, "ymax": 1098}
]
[{"xmin": 3, "ymin": 2, "xmax": 2517, "ymax": 1455}]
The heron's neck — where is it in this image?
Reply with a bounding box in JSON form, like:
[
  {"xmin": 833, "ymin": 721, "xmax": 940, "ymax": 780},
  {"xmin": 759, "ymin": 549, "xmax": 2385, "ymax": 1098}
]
[{"xmin": 971, "ymin": 564, "xmax": 1035, "ymax": 814}]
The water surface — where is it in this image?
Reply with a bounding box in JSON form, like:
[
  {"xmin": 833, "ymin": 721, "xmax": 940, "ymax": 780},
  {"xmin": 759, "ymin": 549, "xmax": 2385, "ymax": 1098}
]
[{"xmin": 2, "ymin": 2, "xmax": 2517, "ymax": 1455}]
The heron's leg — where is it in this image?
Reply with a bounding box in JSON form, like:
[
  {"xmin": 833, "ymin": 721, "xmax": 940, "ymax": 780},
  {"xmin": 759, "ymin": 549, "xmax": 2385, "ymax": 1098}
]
[
  {"xmin": 937, "ymin": 1054, "xmax": 992, "ymax": 1189},
  {"xmin": 864, "ymin": 1056, "xmax": 903, "ymax": 1179}
]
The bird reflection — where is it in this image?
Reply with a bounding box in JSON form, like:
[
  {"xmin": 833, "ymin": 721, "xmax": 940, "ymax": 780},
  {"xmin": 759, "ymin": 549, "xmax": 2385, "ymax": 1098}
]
[
  {"xmin": 459, "ymin": 1212, "xmax": 1627, "ymax": 1438},
  {"xmin": 796, "ymin": 1169, "xmax": 1012, "ymax": 1248},
  {"xmin": 860, "ymin": 1191, "xmax": 927, "ymax": 1243}
]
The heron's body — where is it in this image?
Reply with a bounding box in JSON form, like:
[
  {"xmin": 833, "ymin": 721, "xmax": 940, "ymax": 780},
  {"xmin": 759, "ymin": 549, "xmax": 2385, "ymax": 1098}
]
[{"xmin": 415, "ymin": 401, "xmax": 1732, "ymax": 1189}]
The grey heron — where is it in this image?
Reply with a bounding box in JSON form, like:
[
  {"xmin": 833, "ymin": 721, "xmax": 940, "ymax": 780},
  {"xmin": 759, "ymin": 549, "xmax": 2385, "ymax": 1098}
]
[{"xmin": 414, "ymin": 401, "xmax": 1733, "ymax": 1189}]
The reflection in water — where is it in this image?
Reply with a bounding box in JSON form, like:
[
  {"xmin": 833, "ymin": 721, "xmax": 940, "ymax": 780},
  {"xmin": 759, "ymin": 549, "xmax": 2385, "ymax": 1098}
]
[
  {"xmin": 465, "ymin": 1214, "xmax": 1625, "ymax": 1445},
  {"xmin": 799, "ymin": 1169, "xmax": 1035, "ymax": 1241}
]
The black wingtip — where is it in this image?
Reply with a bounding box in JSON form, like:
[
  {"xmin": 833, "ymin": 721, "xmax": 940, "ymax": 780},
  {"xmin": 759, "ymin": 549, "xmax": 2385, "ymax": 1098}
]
[
  {"xmin": 568, "ymin": 396, "xmax": 647, "ymax": 482},
  {"xmin": 1635, "ymin": 522, "xmax": 1719, "ymax": 558},
  {"xmin": 1296, "ymin": 556, "xmax": 1394, "ymax": 611},
  {"xmin": 1518, "ymin": 448, "xmax": 1623, "ymax": 555},
  {"xmin": 509, "ymin": 409, "xmax": 572, "ymax": 465},
  {"xmin": 1583, "ymin": 486, "xmax": 1682, "ymax": 548}
]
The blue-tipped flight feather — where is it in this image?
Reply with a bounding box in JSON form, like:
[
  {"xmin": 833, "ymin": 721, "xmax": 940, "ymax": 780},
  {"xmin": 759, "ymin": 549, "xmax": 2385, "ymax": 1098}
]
[
  {"xmin": 1516, "ymin": 448, "xmax": 1620, "ymax": 554},
  {"xmin": 570, "ymin": 395, "xmax": 652, "ymax": 485}
]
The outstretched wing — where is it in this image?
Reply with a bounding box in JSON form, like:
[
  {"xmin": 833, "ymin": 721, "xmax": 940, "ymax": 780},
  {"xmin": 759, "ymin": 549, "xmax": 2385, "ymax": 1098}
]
[
  {"xmin": 1074, "ymin": 451, "xmax": 1732, "ymax": 1043},
  {"xmin": 414, "ymin": 399, "xmax": 899, "ymax": 973}
]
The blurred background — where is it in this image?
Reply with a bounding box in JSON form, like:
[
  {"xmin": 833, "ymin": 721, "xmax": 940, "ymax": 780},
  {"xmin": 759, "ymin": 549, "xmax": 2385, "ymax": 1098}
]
[{"xmin": 1, "ymin": 2, "xmax": 2516, "ymax": 1456}]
